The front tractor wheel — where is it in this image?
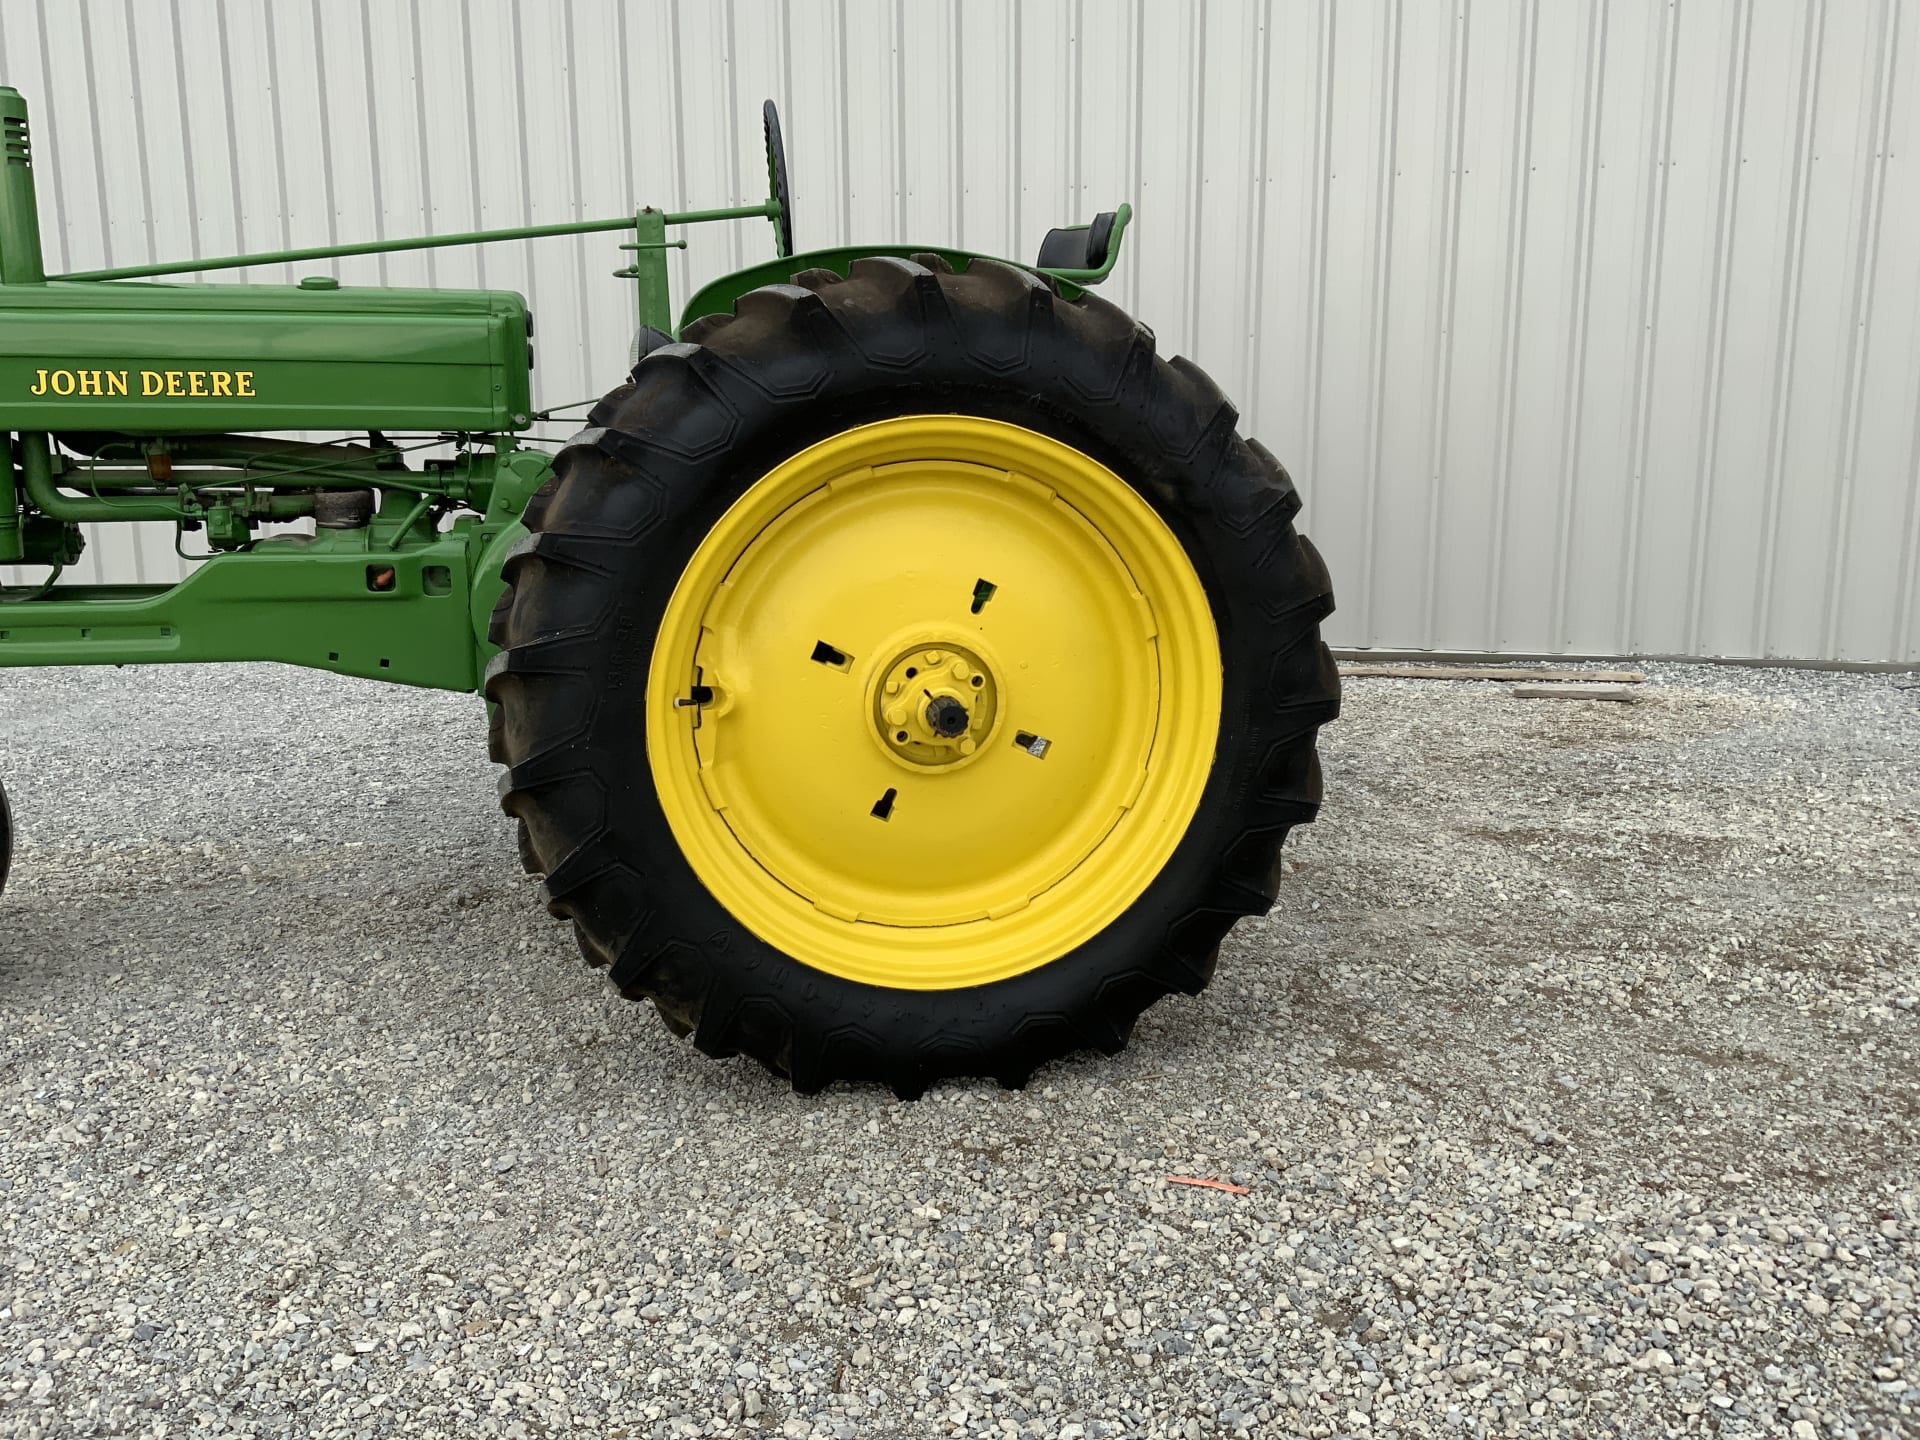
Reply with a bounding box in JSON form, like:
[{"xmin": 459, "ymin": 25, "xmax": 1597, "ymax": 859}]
[{"xmin": 487, "ymin": 257, "xmax": 1338, "ymax": 1095}]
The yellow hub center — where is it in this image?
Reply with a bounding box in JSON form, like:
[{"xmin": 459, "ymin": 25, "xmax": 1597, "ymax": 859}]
[
  {"xmin": 645, "ymin": 416, "xmax": 1222, "ymax": 990},
  {"xmin": 870, "ymin": 641, "xmax": 1001, "ymax": 770}
]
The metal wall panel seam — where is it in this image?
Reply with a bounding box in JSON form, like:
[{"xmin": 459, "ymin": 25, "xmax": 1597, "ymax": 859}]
[
  {"xmin": 353, "ymin": 0, "xmax": 388, "ymax": 284},
  {"xmin": 1357, "ymin": 0, "xmax": 1405, "ymax": 642},
  {"xmin": 669, "ymin": 0, "xmax": 693, "ymax": 299},
  {"xmin": 1819, "ymin": 0, "xmax": 1900, "ymax": 657},
  {"xmin": 725, "ymin": 0, "xmax": 745, "ymax": 274},
  {"xmin": 224, "ymin": 6, "xmax": 253, "ymax": 280},
  {"xmin": 1683, "ymin": 0, "xmax": 1756, "ymax": 655},
  {"xmin": 1304, "ymin": 0, "xmax": 1336, "ymax": 507},
  {"xmin": 1549, "ymin": 0, "xmax": 1611, "ymax": 651},
  {"xmin": 1616, "ymin": 0, "xmax": 1680, "ymax": 652},
  {"xmin": 564, "ymin": 0, "xmax": 592, "ymax": 367},
  {"xmin": 30, "ymin": 2, "xmax": 69, "ymax": 273},
  {"xmin": 1126, "ymin": 0, "xmax": 1147, "ymax": 320},
  {"xmin": 1008, "ymin": 0, "xmax": 1021, "ymax": 267},
  {"xmin": 122, "ymin": 0, "xmax": 157, "ymax": 264},
  {"xmin": 1071, "ymin": 0, "xmax": 1085, "ymax": 228},
  {"xmin": 1751, "ymin": 0, "xmax": 1826, "ymax": 655},
  {"xmin": 894, "ymin": 0, "xmax": 909, "ymax": 247},
  {"xmin": 608, "ymin": 3, "xmax": 633, "ymax": 301},
  {"xmin": 1238, "ymin": 0, "xmax": 1276, "ymax": 441},
  {"xmin": 407, "ymin": 0, "xmax": 434, "ymax": 287},
  {"xmin": 345, "ymin": 0, "xmax": 378, "ymax": 284},
  {"xmin": 1897, "ymin": 28, "xmax": 1920, "ymax": 666},
  {"xmin": 1417, "ymin": 0, "xmax": 1470, "ymax": 650},
  {"xmin": 782, "ymin": 3, "xmax": 796, "ymax": 239},
  {"xmin": 272, "ymin": 4, "xmax": 300, "ymax": 271},
  {"xmin": 950, "ymin": 0, "xmax": 964, "ymax": 250},
  {"xmin": 1484, "ymin": 0, "xmax": 1541, "ymax": 648},
  {"xmin": 76, "ymin": 1, "xmax": 111, "ymax": 269},
  {"xmin": 1897, "ymin": 349, "xmax": 1920, "ymax": 658},
  {"xmin": 462, "ymin": 3, "xmax": 489, "ymax": 288},
  {"xmin": 1181, "ymin": 0, "xmax": 1208, "ymax": 351},
  {"xmin": 170, "ymin": 0, "xmax": 203, "ymax": 262},
  {"xmin": 308, "ymin": 0, "xmax": 341, "ymax": 255}
]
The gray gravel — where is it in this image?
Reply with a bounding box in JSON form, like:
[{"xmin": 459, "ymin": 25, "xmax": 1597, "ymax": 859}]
[{"xmin": 1, "ymin": 660, "xmax": 1915, "ymax": 1439}]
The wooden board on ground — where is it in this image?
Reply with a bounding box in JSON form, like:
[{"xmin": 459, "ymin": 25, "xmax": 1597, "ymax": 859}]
[
  {"xmin": 1509, "ymin": 684, "xmax": 1640, "ymax": 703},
  {"xmin": 1340, "ymin": 664, "xmax": 1646, "ymax": 684}
]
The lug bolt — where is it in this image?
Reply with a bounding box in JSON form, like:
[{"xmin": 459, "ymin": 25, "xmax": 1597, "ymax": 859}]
[
  {"xmin": 959, "ymin": 738, "xmax": 976, "ymax": 755},
  {"xmin": 924, "ymin": 650, "xmax": 944, "ymax": 665},
  {"xmin": 886, "ymin": 705, "xmax": 907, "ymax": 727}
]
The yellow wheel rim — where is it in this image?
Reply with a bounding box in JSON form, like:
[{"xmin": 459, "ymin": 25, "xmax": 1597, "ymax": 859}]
[{"xmin": 646, "ymin": 416, "xmax": 1222, "ymax": 990}]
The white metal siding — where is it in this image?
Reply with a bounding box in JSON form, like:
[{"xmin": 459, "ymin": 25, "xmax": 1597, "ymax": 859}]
[{"xmin": 3, "ymin": 0, "xmax": 1917, "ymax": 662}]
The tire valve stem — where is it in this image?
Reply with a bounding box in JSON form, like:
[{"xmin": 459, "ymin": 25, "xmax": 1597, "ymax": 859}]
[
  {"xmin": 869, "ymin": 788, "xmax": 898, "ymax": 821},
  {"xmin": 1012, "ymin": 730, "xmax": 1052, "ymax": 759},
  {"xmin": 674, "ymin": 684, "xmax": 715, "ymax": 709}
]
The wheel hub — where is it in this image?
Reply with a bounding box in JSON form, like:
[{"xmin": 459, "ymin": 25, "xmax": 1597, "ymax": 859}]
[{"xmin": 871, "ymin": 642, "xmax": 1000, "ymax": 769}]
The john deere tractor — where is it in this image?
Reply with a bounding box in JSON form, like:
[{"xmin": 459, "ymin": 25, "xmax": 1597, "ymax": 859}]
[{"xmin": 0, "ymin": 88, "xmax": 1338, "ymax": 1095}]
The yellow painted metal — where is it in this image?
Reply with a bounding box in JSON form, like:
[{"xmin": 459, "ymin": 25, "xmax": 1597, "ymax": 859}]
[{"xmin": 646, "ymin": 417, "xmax": 1222, "ymax": 989}]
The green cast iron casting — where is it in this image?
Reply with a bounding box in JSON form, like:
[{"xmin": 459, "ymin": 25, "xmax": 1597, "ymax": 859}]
[{"xmin": 0, "ymin": 85, "xmax": 1131, "ymax": 692}]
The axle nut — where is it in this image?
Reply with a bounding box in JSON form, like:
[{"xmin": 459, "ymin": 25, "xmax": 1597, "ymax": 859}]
[{"xmin": 925, "ymin": 695, "xmax": 971, "ymax": 739}]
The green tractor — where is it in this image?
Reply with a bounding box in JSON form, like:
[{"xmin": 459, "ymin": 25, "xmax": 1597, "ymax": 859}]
[{"xmin": 0, "ymin": 88, "xmax": 1338, "ymax": 1095}]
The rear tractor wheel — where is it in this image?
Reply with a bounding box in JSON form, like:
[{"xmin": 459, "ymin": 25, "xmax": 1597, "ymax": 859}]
[{"xmin": 487, "ymin": 256, "xmax": 1339, "ymax": 1095}]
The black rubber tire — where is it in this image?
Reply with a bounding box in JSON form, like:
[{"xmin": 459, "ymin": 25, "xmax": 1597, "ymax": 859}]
[
  {"xmin": 0, "ymin": 774, "xmax": 11, "ymax": 899},
  {"xmin": 487, "ymin": 256, "xmax": 1339, "ymax": 1096}
]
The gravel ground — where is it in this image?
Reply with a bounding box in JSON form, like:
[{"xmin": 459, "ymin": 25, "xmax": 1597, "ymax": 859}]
[{"xmin": 1, "ymin": 660, "xmax": 1916, "ymax": 1439}]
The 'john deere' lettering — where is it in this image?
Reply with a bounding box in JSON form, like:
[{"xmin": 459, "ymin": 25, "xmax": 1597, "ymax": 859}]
[{"xmin": 29, "ymin": 367, "xmax": 256, "ymax": 399}]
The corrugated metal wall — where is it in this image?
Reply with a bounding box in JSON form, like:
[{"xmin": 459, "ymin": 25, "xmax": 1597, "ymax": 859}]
[{"xmin": 4, "ymin": 0, "xmax": 1918, "ymax": 663}]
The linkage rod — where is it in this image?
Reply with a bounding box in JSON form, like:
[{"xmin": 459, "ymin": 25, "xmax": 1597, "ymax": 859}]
[{"xmin": 51, "ymin": 203, "xmax": 777, "ymax": 283}]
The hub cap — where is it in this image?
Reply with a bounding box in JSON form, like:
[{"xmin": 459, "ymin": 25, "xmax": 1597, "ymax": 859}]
[{"xmin": 646, "ymin": 416, "xmax": 1222, "ymax": 989}]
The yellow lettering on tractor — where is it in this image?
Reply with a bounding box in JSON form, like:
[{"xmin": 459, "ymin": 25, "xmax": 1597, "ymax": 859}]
[{"xmin": 30, "ymin": 366, "xmax": 257, "ymax": 399}]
